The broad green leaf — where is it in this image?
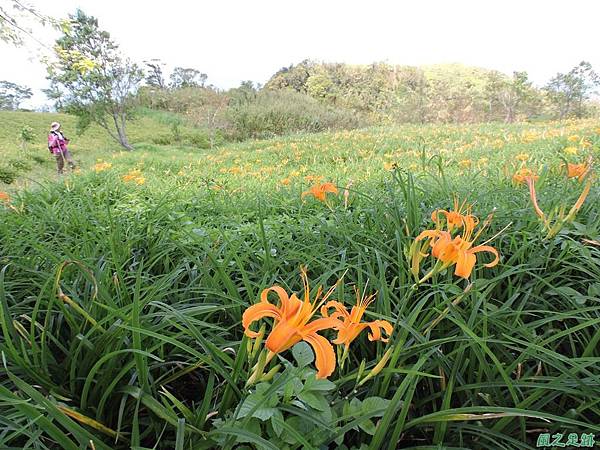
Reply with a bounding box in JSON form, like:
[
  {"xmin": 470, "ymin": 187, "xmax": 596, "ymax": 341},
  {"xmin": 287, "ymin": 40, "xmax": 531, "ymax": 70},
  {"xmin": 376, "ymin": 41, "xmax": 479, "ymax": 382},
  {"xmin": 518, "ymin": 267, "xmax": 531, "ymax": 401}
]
[{"xmin": 292, "ymin": 342, "xmax": 314, "ymax": 368}]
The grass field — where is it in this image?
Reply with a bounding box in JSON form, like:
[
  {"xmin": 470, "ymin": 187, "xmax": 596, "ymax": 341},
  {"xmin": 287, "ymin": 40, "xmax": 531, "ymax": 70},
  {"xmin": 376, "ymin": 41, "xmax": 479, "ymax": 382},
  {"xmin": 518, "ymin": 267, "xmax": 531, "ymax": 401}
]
[
  {"xmin": 1, "ymin": 113, "xmax": 600, "ymax": 449},
  {"xmin": 0, "ymin": 110, "xmax": 202, "ymax": 188}
]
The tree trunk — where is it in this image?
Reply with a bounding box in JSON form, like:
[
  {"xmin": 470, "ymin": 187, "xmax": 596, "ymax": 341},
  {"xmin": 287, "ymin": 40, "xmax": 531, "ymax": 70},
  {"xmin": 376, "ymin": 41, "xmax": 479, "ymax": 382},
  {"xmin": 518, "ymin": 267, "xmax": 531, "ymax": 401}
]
[
  {"xmin": 117, "ymin": 127, "xmax": 134, "ymax": 151},
  {"xmin": 112, "ymin": 113, "xmax": 134, "ymax": 151}
]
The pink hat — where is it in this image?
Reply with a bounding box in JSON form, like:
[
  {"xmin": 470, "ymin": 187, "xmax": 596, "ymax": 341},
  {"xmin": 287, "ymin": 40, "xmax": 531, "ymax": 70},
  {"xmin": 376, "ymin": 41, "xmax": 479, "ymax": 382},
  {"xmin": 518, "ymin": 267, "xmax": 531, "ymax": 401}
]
[{"xmin": 50, "ymin": 122, "xmax": 61, "ymax": 131}]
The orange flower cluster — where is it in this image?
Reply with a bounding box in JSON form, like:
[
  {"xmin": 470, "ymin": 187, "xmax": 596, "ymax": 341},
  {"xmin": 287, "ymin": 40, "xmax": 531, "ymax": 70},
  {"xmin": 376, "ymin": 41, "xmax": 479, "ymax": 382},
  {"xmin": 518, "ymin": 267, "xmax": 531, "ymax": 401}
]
[
  {"xmin": 410, "ymin": 198, "xmax": 500, "ymax": 282},
  {"xmin": 566, "ymin": 162, "xmax": 590, "ymax": 182},
  {"xmin": 301, "ymin": 182, "xmax": 338, "ymax": 202},
  {"xmin": 513, "ymin": 168, "xmax": 539, "ymax": 184},
  {"xmin": 94, "ymin": 161, "xmax": 112, "ymax": 173},
  {"xmin": 122, "ymin": 169, "xmax": 146, "ymax": 185},
  {"xmin": 243, "ymin": 268, "xmax": 392, "ymax": 380},
  {"xmin": 0, "ymin": 192, "xmax": 9, "ymax": 203}
]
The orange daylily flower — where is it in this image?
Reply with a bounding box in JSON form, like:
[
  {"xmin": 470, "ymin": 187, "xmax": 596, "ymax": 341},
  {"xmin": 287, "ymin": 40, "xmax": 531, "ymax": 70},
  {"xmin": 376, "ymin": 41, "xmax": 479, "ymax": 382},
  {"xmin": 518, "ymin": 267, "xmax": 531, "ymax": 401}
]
[
  {"xmin": 302, "ymin": 182, "xmax": 338, "ymax": 202},
  {"xmin": 566, "ymin": 162, "xmax": 590, "ymax": 182},
  {"xmin": 431, "ymin": 197, "xmax": 478, "ymax": 232},
  {"xmin": 243, "ymin": 268, "xmax": 340, "ymax": 378},
  {"xmin": 122, "ymin": 169, "xmax": 145, "ymax": 185},
  {"xmin": 524, "ymin": 169, "xmax": 593, "ymax": 238},
  {"xmin": 321, "ymin": 287, "xmax": 392, "ymax": 350},
  {"xmin": 94, "ymin": 162, "xmax": 112, "ymax": 172},
  {"xmin": 524, "ymin": 176, "xmax": 546, "ymax": 221},
  {"xmin": 416, "ymin": 215, "xmax": 500, "ymax": 279},
  {"xmin": 0, "ymin": 192, "xmax": 9, "ymax": 203},
  {"xmin": 513, "ymin": 168, "xmax": 538, "ymax": 184}
]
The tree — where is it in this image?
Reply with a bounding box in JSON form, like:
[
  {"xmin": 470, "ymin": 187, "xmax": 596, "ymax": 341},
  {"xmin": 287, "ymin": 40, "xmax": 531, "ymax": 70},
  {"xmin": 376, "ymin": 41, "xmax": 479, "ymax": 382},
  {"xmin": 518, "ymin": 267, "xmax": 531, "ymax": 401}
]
[
  {"xmin": 0, "ymin": 80, "xmax": 32, "ymax": 110},
  {"xmin": 499, "ymin": 72, "xmax": 534, "ymax": 123},
  {"xmin": 0, "ymin": 0, "xmax": 60, "ymax": 46},
  {"xmin": 393, "ymin": 67, "xmax": 429, "ymax": 123},
  {"xmin": 47, "ymin": 9, "xmax": 143, "ymax": 150},
  {"xmin": 228, "ymin": 80, "xmax": 258, "ymax": 107},
  {"xmin": 144, "ymin": 59, "xmax": 167, "ymax": 89},
  {"xmin": 545, "ymin": 61, "xmax": 599, "ymax": 119},
  {"xmin": 187, "ymin": 89, "xmax": 229, "ymax": 148},
  {"xmin": 170, "ymin": 67, "xmax": 207, "ymax": 89}
]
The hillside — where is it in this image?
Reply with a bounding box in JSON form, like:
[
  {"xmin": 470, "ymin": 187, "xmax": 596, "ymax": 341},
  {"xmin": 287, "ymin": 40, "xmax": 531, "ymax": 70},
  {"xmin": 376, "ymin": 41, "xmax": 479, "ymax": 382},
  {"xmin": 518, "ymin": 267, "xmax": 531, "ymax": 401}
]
[
  {"xmin": 264, "ymin": 61, "xmax": 547, "ymax": 123},
  {"xmin": 0, "ymin": 110, "xmax": 201, "ymax": 188}
]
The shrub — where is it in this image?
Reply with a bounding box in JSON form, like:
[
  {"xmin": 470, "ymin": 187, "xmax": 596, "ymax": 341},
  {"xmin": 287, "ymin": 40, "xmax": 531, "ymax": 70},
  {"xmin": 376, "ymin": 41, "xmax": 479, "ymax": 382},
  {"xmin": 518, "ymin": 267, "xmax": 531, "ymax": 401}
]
[
  {"xmin": 182, "ymin": 130, "xmax": 211, "ymax": 148},
  {"xmin": 9, "ymin": 158, "xmax": 31, "ymax": 171},
  {"xmin": 28, "ymin": 154, "xmax": 48, "ymax": 165},
  {"xmin": 0, "ymin": 165, "xmax": 18, "ymax": 184},
  {"xmin": 136, "ymin": 86, "xmax": 366, "ymax": 145},
  {"xmin": 151, "ymin": 134, "xmax": 172, "ymax": 145},
  {"xmin": 225, "ymin": 89, "xmax": 365, "ymax": 140}
]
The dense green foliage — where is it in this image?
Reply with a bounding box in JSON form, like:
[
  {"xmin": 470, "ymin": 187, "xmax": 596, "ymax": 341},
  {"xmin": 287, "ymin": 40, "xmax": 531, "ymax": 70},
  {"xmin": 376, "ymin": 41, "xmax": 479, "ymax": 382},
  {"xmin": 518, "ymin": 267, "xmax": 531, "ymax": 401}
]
[
  {"xmin": 132, "ymin": 60, "xmax": 600, "ymax": 146},
  {"xmin": 265, "ymin": 60, "xmax": 599, "ymax": 123},
  {"xmin": 1, "ymin": 118, "xmax": 599, "ymax": 449},
  {"xmin": 136, "ymin": 85, "xmax": 366, "ymax": 142}
]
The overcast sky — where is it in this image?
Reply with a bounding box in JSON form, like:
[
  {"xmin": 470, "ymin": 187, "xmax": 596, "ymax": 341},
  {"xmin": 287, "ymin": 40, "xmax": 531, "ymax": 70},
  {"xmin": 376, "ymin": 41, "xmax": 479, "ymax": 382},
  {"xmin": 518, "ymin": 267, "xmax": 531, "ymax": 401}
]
[{"xmin": 2, "ymin": 0, "xmax": 599, "ymax": 109}]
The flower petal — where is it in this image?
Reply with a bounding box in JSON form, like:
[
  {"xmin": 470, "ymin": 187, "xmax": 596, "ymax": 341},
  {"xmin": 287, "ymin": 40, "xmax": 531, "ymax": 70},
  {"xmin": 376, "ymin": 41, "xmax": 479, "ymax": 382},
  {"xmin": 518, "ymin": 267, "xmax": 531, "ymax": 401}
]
[
  {"xmin": 303, "ymin": 317, "xmax": 343, "ymax": 335},
  {"xmin": 416, "ymin": 229, "xmax": 440, "ymax": 242},
  {"xmin": 321, "ymin": 183, "xmax": 338, "ymax": 194},
  {"xmin": 242, "ymin": 303, "xmax": 282, "ymax": 338},
  {"xmin": 266, "ymin": 320, "xmax": 301, "ymax": 353},
  {"xmin": 304, "ymin": 332, "xmax": 336, "ymax": 379},
  {"xmin": 320, "ymin": 300, "xmax": 349, "ymax": 320},
  {"xmin": 260, "ymin": 286, "xmax": 300, "ymax": 319},
  {"xmin": 454, "ymin": 250, "xmax": 476, "ymax": 279},
  {"xmin": 367, "ymin": 320, "xmax": 394, "ymax": 342},
  {"xmin": 469, "ymin": 245, "xmax": 500, "ymax": 268}
]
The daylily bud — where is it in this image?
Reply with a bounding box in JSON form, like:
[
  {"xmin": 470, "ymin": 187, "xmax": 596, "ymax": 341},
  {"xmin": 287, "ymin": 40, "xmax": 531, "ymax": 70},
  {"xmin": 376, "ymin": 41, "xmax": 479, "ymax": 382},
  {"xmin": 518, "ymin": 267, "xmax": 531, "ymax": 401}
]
[
  {"xmin": 565, "ymin": 178, "xmax": 592, "ymax": 222},
  {"xmin": 260, "ymin": 364, "xmax": 281, "ymax": 382},
  {"xmin": 359, "ymin": 348, "xmax": 393, "ymax": 386},
  {"xmin": 356, "ymin": 359, "xmax": 366, "ymax": 384},
  {"xmin": 250, "ymin": 324, "xmax": 266, "ymax": 359},
  {"xmin": 246, "ymin": 349, "xmax": 268, "ymax": 387}
]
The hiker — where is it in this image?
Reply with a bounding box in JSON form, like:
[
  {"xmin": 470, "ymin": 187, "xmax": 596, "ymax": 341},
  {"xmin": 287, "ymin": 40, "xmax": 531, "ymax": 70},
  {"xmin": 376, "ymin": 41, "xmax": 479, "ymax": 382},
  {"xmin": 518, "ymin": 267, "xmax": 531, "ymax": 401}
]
[{"xmin": 48, "ymin": 122, "xmax": 76, "ymax": 174}]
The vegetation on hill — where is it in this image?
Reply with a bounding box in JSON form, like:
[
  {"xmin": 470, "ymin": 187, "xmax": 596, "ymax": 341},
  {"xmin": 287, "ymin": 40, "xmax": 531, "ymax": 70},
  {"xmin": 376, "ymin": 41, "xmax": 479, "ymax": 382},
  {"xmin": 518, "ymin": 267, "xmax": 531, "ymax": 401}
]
[{"xmin": 265, "ymin": 60, "xmax": 599, "ymax": 123}]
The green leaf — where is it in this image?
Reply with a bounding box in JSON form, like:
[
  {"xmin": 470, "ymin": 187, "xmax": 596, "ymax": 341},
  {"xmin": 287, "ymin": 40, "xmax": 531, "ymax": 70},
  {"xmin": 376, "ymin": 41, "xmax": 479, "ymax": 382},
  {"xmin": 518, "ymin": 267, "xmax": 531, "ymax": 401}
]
[
  {"xmin": 361, "ymin": 397, "xmax": 391, "ymax": 417},
  {"xmin": 298, "ymin": 390, "xmax": 329, "ymax": 411},
  {"xmin": 254, "ymin": 407, "xmax": 278, "ymax": 421},
  {"xmin": 358, "ymin": 418, "xmax": 377, "ymax": 435},
  {"xmin": 270, "ymin": 409, "xmax": 285, "ymax": 437},
  {"xmin": 347, "ymin": 397, "xmax": 362, "ymax": 416},
  {"xmin": 549, "ymin": 285, "xmax": 586, "ymax": 304},
  {"xmin": 292, "ymin": 341, "xmax": 314, "ymax": 368},
  {"xmin": 588, "ymin": 283, "xmax": 600, "ymax": 298},
  {"xmin": 281, "ymin": 416, "xmax": 313, "ymax": 445},
  {"xmin": 238, "ymin": 393, "xmax": 279, "ymax": 421},
  {"xmin": 238, "ymin": 393, "xmax": 264, "ymax": 418},
  {"xmin": 303, "ymin": 374, "xmax": 336, "ymax": 392}
]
